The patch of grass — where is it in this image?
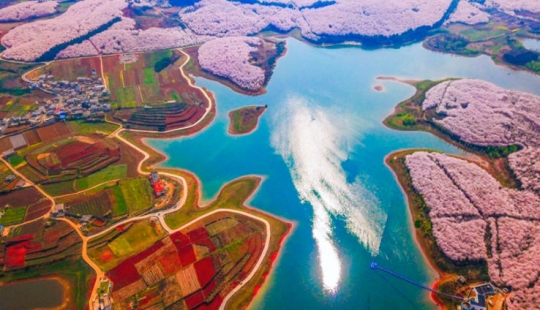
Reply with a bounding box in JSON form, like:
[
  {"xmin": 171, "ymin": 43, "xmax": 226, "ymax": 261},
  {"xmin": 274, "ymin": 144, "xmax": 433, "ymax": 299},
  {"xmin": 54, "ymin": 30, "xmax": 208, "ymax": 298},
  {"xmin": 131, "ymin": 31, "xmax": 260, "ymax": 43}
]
[
  {"xmin": 109, "ymin": 185, "xmax": 128, "ymax": 217},
  {"xmin": 460, "ymin": 26, "xmax": 507, "ymax": 42},
  {"xmin": 115, "ymin": 87, "xmax": 137, "ymax": 108},
  {"xmin": 74, "ymin": 164, "xmax": 127, "ymax": 191},
  {"xmin": 119, "ymin": 177, "xmax": 153, "ymax": 215},
  {"xmin": 143, "ymin": 68, "xmax": 155, "ymax": 85},
  {"xmin": 106, "ymin": 220, "xmax": 162, "ymax": 259},
  {"xmin": 0, "ymin": 206, "xmax": 27, "ymax": 226},
  {"xmin": 41, "ymin": 180, "xmax": 75, "ymax": 196},
  {"xmin": 68, "ymin": 120, "xmax": 119, "ymax": 135},
  {"xmin": 8, "ymin": 154, "xmax": 26, "ymax": 167}
]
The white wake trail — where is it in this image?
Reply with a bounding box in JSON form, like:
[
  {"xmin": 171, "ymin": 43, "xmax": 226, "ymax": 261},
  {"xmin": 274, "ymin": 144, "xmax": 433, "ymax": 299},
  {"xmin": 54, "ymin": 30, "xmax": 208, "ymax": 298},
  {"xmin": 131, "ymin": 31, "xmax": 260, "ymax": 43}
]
[{"xmin": 271, "ymin": 94, "xmax": 387, "ymax": 292}]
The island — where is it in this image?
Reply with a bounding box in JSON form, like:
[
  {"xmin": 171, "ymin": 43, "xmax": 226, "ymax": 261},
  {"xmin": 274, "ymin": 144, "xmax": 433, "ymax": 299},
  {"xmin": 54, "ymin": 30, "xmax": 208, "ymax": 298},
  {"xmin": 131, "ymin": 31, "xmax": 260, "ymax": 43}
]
[
  {"xmin": 228, "ymin": 105, "xmax": 267, "ymax": 135},
  {"xmin": 384, "ymin": 78, "xmax": 540, "ymax": 309}
]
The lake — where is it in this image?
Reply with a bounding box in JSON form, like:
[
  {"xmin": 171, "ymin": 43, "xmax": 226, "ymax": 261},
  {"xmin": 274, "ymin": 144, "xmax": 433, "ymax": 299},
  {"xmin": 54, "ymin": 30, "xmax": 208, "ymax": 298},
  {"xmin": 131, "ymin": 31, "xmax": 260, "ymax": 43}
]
[
  {"xmin": 148, "ymin": 39, "xmax": 540, "ymax": 309},
  {"xmin": 0, "ymin": 278, "xmax": 65, "ymax": 310}
]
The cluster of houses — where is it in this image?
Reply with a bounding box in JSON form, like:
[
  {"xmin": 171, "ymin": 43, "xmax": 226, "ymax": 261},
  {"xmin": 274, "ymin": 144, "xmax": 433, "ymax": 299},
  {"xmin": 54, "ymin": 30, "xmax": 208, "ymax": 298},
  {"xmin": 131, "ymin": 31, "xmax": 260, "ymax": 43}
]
[
  {"xmin": 150, "ymin": 171, "xmax": 166, "ymax": 197},
  {"xmin": 0, "ymin": 73, "xmax": 112, "ymax": 136}
]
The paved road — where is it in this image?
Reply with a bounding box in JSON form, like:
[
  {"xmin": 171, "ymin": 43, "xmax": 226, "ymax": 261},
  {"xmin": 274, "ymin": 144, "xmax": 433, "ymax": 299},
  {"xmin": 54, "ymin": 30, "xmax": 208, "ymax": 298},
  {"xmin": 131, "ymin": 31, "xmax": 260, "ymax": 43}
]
[{"xmin": 3, "ymin": 50, "xmax": 270, "ymax": 310}]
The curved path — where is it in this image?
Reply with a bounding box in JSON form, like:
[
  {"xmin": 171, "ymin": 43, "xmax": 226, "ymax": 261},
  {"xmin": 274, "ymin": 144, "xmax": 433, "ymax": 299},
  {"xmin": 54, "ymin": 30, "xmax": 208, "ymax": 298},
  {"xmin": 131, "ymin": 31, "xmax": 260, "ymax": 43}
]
[
  {"xmin": 84, "ymin": 50, "xmax": 269, "ymax": 309},
  {"xmin": 2, "ymin": 49, "xmax": 271, "ymax": 310}
]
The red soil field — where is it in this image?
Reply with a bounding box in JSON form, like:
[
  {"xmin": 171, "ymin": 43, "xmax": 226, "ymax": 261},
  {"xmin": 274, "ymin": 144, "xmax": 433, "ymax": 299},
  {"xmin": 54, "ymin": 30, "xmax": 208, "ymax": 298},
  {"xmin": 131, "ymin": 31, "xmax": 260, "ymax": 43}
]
[
  {"xmin": 194, "ymin": 256, "xmax": 215, "ymax": 287},
  {"xmin": 0, "ymin": 187, "xmax": 43, "ymax": 208},
  {"xmin": 202, "ymin": 280, "xmax": 216, "ymax": 299},
  {"xmin": 24, "ymin": 200, "xmax": 52, "ymax": 222},
  {"xmin": 99, "ymin": 247, "xmax": 115, "ymax": 263},
  {"xmin": 178, "ymin": 245, "xmax": 197, "ymax": 267},
  {"xmin": 158, "ymin": 249, "xmax": 183, "ymax": 275},
  {"xmin": 6, "ymin": 242, "xmax": 29, "ymax": 267},
  {"xmin": 185, "ymin": 291, "xmax": 205, "ymax": 310},
  {"xmin": 131, "ymin": 241, "xmax": 164, "ymax": 265},
  {"xmin": 171, "ymin": 231, "xmax": 191, "ymax": 249},
  {"xmin": 106, "ymin": 259, "xmax": 140, "ymax": 290},
  {"xmin": 23, "ymin": 130, "xmax": 42, "ymax": 146},
  {"xmin": 36, "ymin": 124, "xmax": 60, "ymax": 142}
]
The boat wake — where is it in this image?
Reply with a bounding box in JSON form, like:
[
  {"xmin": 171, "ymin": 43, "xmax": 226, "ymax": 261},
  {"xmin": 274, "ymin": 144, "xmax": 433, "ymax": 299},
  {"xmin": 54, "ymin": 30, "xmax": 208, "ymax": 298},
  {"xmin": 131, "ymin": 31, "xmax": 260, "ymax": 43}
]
[{"xmin": 270, "ymin": 94, "xmax": 387, "ymax": 292}]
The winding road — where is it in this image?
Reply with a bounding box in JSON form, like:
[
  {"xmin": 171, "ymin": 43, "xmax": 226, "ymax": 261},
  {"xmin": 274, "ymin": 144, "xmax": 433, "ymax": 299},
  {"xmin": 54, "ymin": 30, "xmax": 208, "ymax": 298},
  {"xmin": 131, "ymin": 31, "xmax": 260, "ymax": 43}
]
[{"xmin": 0, "ymin": 50, "xmax": 271, "ymax": 309}]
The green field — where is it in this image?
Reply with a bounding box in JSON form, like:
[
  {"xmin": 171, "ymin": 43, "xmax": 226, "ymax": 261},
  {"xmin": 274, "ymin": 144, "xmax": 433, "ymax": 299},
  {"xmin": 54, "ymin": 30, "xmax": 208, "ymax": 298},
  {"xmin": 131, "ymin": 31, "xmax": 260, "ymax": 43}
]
[
  {"xmin": 0, "ymin": 206, "xmax": 27, "ymax": 226},
  {"xmin": 115, "ymin": 87, "xmax": 137, "ymax": 108},
  {"xmin": 8, "ymin": 153, "xmax": 25, "ymax": 167},
  {"xmin": 119, "ymin": 177, "xmax": 153, "ymax": 214},
  {"xmin": 109, "ymin": 185, "xmax": 128, "ymax": 217},
  {"xmin": 143, "ymin": 68, "xmax": 156, "ymax": 85},
  {"xmin": 107, "ymin": 220, "xmax": 162, "ymax": 257},
  {"xmin": 74, "ymin": 164, "xmax": 127, "ymax": 191},
  {"xmin": 69, "ymin": 120, "xmax": 119, "ymax": 135}
]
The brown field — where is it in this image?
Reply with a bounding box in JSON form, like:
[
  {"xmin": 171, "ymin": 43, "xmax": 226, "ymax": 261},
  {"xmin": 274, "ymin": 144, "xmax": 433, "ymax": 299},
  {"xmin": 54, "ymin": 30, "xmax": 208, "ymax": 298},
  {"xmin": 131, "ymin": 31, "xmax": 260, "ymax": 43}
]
[
  {"xmin": 0, "ymin": 187, "xmax": 44, "ymax": 209},
  {"xmin": 91, "ymin": 212, "xmax": 270, "ymax": 310}
]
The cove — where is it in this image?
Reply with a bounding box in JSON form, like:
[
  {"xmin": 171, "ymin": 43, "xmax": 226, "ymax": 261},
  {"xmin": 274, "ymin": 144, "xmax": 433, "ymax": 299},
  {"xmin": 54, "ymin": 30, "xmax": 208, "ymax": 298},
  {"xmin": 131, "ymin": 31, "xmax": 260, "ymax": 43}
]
[{"xmin": 148, "ymin": 38, "xmax": 540, "ymax": 309}]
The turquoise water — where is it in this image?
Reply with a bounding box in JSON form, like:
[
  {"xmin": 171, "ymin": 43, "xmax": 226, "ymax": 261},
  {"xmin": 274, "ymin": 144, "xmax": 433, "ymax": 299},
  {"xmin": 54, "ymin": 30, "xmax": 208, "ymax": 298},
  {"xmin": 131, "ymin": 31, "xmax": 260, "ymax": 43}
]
[{"xmin": 148, "ymin": 39, "xmax": 540, "ymax": 309}]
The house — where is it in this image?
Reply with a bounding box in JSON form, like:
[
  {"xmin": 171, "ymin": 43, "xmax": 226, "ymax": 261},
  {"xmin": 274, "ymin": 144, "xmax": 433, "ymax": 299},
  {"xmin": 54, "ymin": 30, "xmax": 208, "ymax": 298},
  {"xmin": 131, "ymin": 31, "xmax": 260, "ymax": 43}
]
[
  {"xmin": 44, "ymin": 116, "xmax": 56, "ymax": 125},
  {"xmin": 5, "ymin": 175, "xmax": 16, "ymax": 182},
  {"xmin": 80, "ymin": 215, "xmax": 93, "ymax": 225},
  {"xmin": 51, "ymin": 204, "xmax": 65, "ymax": 218},
  {"xmin": 149, "ymin": 172, "xmax": 165, "ymax": 197},
  {"xmin": 2, "ymin": 149, "xmax": 15, "ymax": 159}
]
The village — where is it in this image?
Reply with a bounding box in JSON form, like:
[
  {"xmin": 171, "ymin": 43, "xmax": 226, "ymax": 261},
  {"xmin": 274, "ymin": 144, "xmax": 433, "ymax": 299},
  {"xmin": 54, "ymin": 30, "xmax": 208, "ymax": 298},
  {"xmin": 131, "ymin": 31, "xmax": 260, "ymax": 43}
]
[{"xmin": 0, "ymin": 71, "xmax": 111, "ymax": 136}]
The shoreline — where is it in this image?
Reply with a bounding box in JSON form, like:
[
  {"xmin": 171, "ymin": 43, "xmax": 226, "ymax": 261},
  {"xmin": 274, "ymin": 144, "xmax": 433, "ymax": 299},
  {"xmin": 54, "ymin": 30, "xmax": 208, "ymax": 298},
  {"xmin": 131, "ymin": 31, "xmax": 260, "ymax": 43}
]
[
  {"xmin": 227, "ymin": 105, "xmax": 267, "ymax": 136},
  {"xmin": 383, "ymin": 151, "xmax": 444, "ymax": 308}
]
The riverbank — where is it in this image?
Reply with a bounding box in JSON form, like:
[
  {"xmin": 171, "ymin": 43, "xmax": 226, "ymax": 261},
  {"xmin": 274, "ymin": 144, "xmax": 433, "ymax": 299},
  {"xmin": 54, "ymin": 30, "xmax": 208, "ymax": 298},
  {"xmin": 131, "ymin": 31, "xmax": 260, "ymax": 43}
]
[{"xmin": 228, "ymin": 105, "xmax": 267, "ymax": 135}]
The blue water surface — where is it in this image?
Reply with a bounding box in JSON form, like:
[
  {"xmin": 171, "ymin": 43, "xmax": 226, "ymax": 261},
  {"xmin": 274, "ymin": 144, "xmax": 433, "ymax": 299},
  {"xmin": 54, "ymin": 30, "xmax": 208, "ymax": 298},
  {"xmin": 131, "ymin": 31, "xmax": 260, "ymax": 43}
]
[{"xmin": 148, "ymin": 39, "xmax": 540, "ymax": 309}]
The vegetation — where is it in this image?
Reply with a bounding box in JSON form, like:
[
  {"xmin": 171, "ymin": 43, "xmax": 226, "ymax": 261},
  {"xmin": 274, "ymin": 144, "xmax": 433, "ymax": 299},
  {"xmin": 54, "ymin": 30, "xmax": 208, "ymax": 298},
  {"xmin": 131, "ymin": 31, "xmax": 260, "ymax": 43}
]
[
  {"xmin": 424, "ymin": 33, "xmax": 479, "ymax": 57},
  {"xmin": 74, "ymin": 164, "xmax": 127, "ymax": 191},
  {"xmin": 228, "ymin": 106, "xmax": 266, "ymax": 135},
  {"xmin": 109, "ymin": 185, "xmax": 128, "ymax": 217},
  {"xmin": 119, "ymin": 177, "xmax": 153, "ymax": 215},
  {"xmin": 0, "ymin": 206, "xmax": 27, "ymax": 226},
  {"xmin": 8, "ymin": 154, "xmax": 26, "ymax": 167},
  {"xmin": 35, "ymin": 17, "xmax": 121, "ymax": 62},
  {"xmin": 387, "ymin": 151, "xmax": 490, "ymax": 278},
  {"xmin": 68, "ymin": 120, "xmax": 119, "ymax": 135}
]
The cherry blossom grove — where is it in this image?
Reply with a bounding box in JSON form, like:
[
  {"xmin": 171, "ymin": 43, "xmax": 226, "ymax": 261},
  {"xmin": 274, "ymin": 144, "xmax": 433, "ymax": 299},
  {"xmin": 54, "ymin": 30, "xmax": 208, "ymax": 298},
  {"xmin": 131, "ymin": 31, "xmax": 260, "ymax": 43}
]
[
  {"xmin": 56, "ymin": 40, "xmax": 98, "ymax": 59},
  {"xmin": 179, "ymin": 0, "xmax": 455, "ymax": 41},
  {"xmin": 0, "ymin": 0, "xmax": 58, "ymax": 22},
  {"xmin": 1, "ymin": 0, "xmax": 127, "ymax": 61},
  {"xmin": 88, "ymin": 17, "xmax": 209, "ymax": 55},
  {"xmin": 485, "ymin": 0, "xmax": 540, "ymax": 15},
  {"xmin": 405, "ymin": 151, "xmax": 540, "ymax": 308},
  {"xmin": 422, "ymin": 79, "xmax": 540, "ymax": 195},
  {"xmin": 198, "ymin": 36, "xmax": 266, "ymax": 91},
  {"xmin": 445, "ymin": 0, "xmax": 489, "ymax": 25}
]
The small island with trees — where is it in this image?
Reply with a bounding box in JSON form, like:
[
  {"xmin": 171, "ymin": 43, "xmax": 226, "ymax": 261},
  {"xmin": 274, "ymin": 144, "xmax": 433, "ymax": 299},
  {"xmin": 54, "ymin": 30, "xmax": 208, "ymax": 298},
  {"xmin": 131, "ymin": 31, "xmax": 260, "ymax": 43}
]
[{"xmin": 228, "ymin": 105, "xmax": 267, "ymax": 135}]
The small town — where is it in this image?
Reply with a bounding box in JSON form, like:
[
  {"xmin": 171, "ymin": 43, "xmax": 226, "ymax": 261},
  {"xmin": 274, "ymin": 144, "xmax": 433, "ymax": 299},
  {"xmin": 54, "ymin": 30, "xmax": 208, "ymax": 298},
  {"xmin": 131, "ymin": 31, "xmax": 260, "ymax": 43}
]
[{"xmin": 0, "ymin": 72, "xmax": 110, "ymax": 136}]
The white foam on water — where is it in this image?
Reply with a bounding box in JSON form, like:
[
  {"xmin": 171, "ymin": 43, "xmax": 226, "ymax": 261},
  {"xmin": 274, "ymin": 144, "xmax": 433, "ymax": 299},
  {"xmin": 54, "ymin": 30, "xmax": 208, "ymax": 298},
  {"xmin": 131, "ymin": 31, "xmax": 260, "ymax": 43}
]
[{"xmin": 271, "ymin": 94, "xmax": 387, "ymax": 292}]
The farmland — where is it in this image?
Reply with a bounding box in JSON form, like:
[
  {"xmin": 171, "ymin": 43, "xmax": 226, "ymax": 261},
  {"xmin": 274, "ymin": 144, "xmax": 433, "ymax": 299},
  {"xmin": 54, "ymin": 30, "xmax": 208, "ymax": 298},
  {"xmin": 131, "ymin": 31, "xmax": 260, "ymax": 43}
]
[
  {"xmin": 0, "ymin": 206, "xmax": 27, "ymax": 226},
  {"xmin": 88, "ymin": 211, "xmax": 268, "ymax": 310},
  {"xmin": 74, "ymin": 164, "xmax": 127, "ymax": 191},
  {"xmin": 424, "ymin": 11, "xmax": 540, "ymax": 75}
]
